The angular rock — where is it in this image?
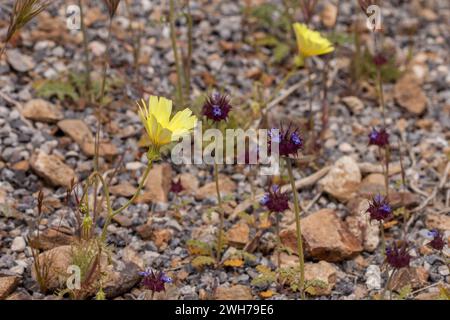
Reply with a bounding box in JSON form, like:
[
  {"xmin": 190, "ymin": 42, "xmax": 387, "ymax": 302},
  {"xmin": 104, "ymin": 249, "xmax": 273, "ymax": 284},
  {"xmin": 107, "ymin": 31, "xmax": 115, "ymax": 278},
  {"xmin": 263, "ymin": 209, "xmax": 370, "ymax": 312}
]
[
  {"xmin": 152, "ymin": 229, "xmax": 173, "ymax": 250},
  {"xmin": 103, "ymin": 262, "xmax": 141, "ymax": 299},
  {"xmin": 226, "ymin": 222, "xmax": 249, "ymax": 248},
  {"xmin": 137, "ymin": 163, "xmax": 172, "ymax": 203},
  {"xmin": 365, "ymin": 265, "xmax": 381, "ymax": 290},
  {"xmin": 389, "ymin": 267, "xmax": 428, "ymax": 292},
  {"xmin": 110, "ymin": 182, "xmax": 136, "ymax": 197},
  {"xmin": 394, "ymin": 74, "xmax": 427, "ymax": 115},
  {"xmin": 280, "ymin": 209, "xmax": 363, "ymax": 262},
  {"xmin": 29, "ymin": 227, "xmax": 74, "ymax": 251},
  {"xmin": 22, "ymin": 99, "xmax": 63, "ymax": 123},
  {"xmin": 57, "ymin": 119, "xmax": 117, "ymax": 158},
  {"xmin": 341, "ymin": 96, "xmax": 364, "ymax": 113},
  {"xmin": 30, "ymin": 151, "xmax": 77, "ymax": 188},
  {"xmin": 195, "ymin": 174, "xmax": 237, "ymax": 201},
  {"xmin": 177, "ymin": 173, "xmax": 199, "ymax": 194},
  {"xmin": 426, "ymin": 213, "xmax": 450, "ymax": 231},
  {"xmin": 319, "ymin": 156, "xmax": 361, "ymax": 202},
  {"xmin": 0, "ymin": 276, "xmax": 20, "ymax": 299},
  {"xmin": 6, "ymin": 49, "xmax": 35, "ymax": 72},
  {"xmin": 321, "ymin": 2, "xmax": 338, "ymax": 28},
  {"xmin": 11, "ymin": 237, "xmax": 26, "ymax": 252},
  {"xmin": 214, "ymin": 284, "xmax": 253, "ymax": 300}
]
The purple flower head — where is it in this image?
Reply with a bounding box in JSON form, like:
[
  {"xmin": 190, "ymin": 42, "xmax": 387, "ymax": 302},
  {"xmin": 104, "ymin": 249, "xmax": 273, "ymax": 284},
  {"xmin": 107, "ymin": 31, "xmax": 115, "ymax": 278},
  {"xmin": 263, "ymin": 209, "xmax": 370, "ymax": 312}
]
[
  {"xmin": 366, "ymin": 194, "xmax": 392, "ymax": 221},
  {"xmin": 170, "ymin": 178, "xmax": 184, "ymax": 194},
  {"xmin": 139, "ymin": 268, "xmax": 172, "ymax": 293},
  {"xmin": 261, "ymin": 184, "xmax": 289, "ymax": 213},
  {"xmin": 269, "ymin": 124, "xmax": 303, "ymax": 158},
  {"xmin": 373, "ymin": 53, "xmax": 388, "ymax": 67},
  {"xmin": 202, "ymin": 93, "xmax": 232, "ymax": 122},
  {"xmin": 368, "ymin": 127, "xmax": 389, "ymax": 147},
  {"xmin": 385, "ymin": 242, "xmax": 411, "ymax": 269},
  {"xmin": 427, "ymin": 229, "xmax": 445, "ymax": 251}
]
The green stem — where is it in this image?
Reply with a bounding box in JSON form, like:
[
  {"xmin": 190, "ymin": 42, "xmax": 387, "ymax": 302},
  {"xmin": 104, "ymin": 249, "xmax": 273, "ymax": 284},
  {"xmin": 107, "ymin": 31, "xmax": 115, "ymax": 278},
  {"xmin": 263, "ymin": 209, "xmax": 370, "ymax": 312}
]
[
  {"xmin": 286, "ymin": 158, "xmax": 306, "ymax": 300},
  {"xmin": 100, "ymin": 161, "xmax": 153, "ymax": 241},
  {"xmin": 214, "ymin": 160, "xmax": 225, "ymax": 263},
  {"xmin": 78, "ymin": 0, "xmax": 92, "ymax": 101},
  {"xmin": 98, "ymin": 18, "xmax": 113, "ymax": 104},
  {"xmin": 169, "ymin": 0, "xmax": 184, "ymax": 107}
]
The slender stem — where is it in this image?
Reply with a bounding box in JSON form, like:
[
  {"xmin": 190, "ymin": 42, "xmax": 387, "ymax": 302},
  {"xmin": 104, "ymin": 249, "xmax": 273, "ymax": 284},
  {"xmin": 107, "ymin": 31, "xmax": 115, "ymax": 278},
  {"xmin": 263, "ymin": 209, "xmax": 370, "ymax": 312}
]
[
  {"xmin": 275, "ymin": 213, "xmax": 281, "ymax": 271},
  {"xmin": 98, "ymin": 18, "xmax": 113, "ymax": 104},
  {"xmin": 320, "ymin": 55, "xmax": 330, "ymax": 142},
  {"xmin": 112, "ymin": 162, "xmax": 153, "ymax": 217},
  {"xmin": 78, "ymin": 0, "xmax": 92, "ymax": 101},
  {"xmin": 0, "ymin": 44, "xmax": 6, "ymax": 60},
  {"xmin": 307, "ymin": 64, "xmax": 313, "ymax": 132},
  {"xmin": 184, "ymin": 0, "xmax": 193, "ymax": 101},
  {"xmin": 380, "ymin": 222, "xmax": 386, "ymax": 258},
  {"xmin": 169, "ymin": 0, "xmax": 184, "ymax": 107},
  {"xmin": 214, "ymin": 160, "xmax": 225, "ymax": 263},
  {"xmin": 286, "ymin": 158, "xmax": 306, "ymax": 300},
  {"xmin": 382, "ymin": 268, "xmax": 396, "ymax": 300}
]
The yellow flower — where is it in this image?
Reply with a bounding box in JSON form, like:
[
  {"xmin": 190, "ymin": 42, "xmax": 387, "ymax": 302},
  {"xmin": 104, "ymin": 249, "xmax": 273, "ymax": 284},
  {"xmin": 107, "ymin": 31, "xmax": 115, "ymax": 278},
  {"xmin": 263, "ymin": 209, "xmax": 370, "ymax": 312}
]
[
  {"xmin": 293, "ymin": 23, "xmax": 334, "ymax": 61},
  {"xmin": 137, "ymin": 96, "xmax": 197, "ymax": 150}
]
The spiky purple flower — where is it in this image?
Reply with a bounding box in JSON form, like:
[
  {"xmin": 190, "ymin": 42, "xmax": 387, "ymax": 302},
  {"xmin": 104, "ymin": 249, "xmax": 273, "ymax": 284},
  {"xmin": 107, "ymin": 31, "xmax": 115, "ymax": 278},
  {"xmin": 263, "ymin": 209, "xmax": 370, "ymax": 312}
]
[
  {"xmin": 368, "ymin": 127, "xmax": 389, "ymax": 147},
  {"xmin": 373, "ymin": 53, "xmax": 388, "ymax": 67},
  {"xmin": 386, "ymin": 242, "xmax": 411, "ymax": 269},
  {"xmin": 260, "ymin": 184, "xmax": 289, "ymax": 213},
  {"xmin": 427, "ymin": 229, "xmax": 445, "ymax": 251},
  {"xmin": 366, "ymin": 194, "xmax": 392, "ymax": 221},
  {"xmin": 139, "ymin": 269, "xmax": 172, "ymax": 293},
  {"xmin": 268, "ymin": 125, "xmax": 303, "ymax": 158},
  {"xmin": 170, "ymin": 178, "xmax": 184, "ymax": 194},
  {"xmin": 202, "ymin": 93, "xmax": 232, "ymax": 122}
]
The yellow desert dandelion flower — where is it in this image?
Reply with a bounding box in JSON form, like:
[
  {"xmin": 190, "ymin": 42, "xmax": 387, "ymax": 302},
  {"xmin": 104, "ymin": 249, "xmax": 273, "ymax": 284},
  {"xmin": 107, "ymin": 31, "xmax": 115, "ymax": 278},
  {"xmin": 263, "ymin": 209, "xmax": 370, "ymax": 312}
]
[
  {"xmin": 293, "ymin": 23, "xmax": 334, "ymax": 64},
  {"xmin": 137, "ymin": 95, "xmax": 197, "ymax": 153}
]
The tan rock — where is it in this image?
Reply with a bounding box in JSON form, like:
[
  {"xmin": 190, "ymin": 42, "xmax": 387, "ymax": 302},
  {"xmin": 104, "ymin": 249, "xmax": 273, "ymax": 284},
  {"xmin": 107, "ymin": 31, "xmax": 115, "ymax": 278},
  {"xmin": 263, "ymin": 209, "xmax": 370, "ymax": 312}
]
[
  {"xmin": 112, "ymin": 215, "xmax": 133, "ymax": 227},
  {"xmin": 136, "ymin": 220, "xmax": 153, "ymax": 240},
  {"xmin": 195, "ymin": 174, "xmax": 237, "ymax": 200},
  {"xmin": 280, "ymin": 209, "xmax": 363, "ymax": 262},
  {"xmin": 345, "ymin": 198, "xmax": 380, "ymax": 252},
  {"xmin": 226, "ymin": 222, "xmax": 249, "ymax": 248},
  {"xmin": 394, "ymin": 74, "xmax": 427, "ymax": 115},
  {"xmin": 122, "ymin": 247, "xmax": 145, "ymax": 269},
  {"xmin": 110, "ymin": 182, "xmax": 136, "ymax": 197},
  {"xmin": 319, "ymin": 156, "xmax": 361, "ymax": 202},
  {"xmin": 0, "ymin": 276, "xmax": 20, "ymax": 299},
  {"xmin": 22, "ymin": 99, "xmax": 63, "ymax": 123},
  {"xmin": 214, "ymin": 284, "xmax": 253, "ymax": 300},
  {"xmin": 177, "ymin": 173, "xmax": 199, "ymax": 194},
  {"xmin": 152, "ymin": 229, "xmax": 173, "ymax": 250},
  {"xmin": 57, "ymin": 119, "xmax": 117, "ymax": 158},
  {"xmin": 389, "ymin": 267, "xmax": 429, "ymax": 292},
  {"xmin": 137, "ymin": 163, "xmax": 172, "ymax": 203},
  {"xmin": 30, "ymin": 151, "xmax": 77, "ymax": 188},
  {"xmin": 12, "ymin": 160, "xmax": 29, "ymax": 171},
  {"xmin": 341, "ymin": 96, "xmax": 364, "ymax": 113},
  {"xmin": 29, "ymin": 227, "xmax": 74, "ymax": 251},
  {"xmin": 321, "ymin": 2, "xmax": 338, "ymax": 28},
  {"xmin": 425, "ymin": 213, "xmax": 450, "ymax": 231}
]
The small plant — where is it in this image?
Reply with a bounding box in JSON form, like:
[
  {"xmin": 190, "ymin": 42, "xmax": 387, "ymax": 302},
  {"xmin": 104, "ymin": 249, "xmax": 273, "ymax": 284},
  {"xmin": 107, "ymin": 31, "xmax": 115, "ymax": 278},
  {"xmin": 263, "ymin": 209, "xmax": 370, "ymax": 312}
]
[
  {"xmin": 139, "ymin": 268, "xmax": 173, "ymax": 299},
  {"xmin": 202, "ymin": 93, "xmax": 233, "ymax": 264}
]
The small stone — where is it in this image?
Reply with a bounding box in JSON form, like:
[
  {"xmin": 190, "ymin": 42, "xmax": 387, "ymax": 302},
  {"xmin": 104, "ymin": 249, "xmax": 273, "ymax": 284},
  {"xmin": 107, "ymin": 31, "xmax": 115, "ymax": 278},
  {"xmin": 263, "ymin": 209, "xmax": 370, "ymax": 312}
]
[
  {"xmin": 0, "ymin": 276, "xmax": 20, "ymax": 299},
  {"xmin": 425, "ymin": 213, "xmax": 450, "ymax": 231},
  {"xmin": 22, "ymin": 99, "xmax": 63, "ymax": 123},
  {"xmin": 438, "ymin": 265, "xmax": 449, "ymax": 276},
  {"xmin": 29, "ymin": 227, "xmax": 74, "ymax": 251},
  {"xmin": 365, "ymin": 265, "xmax": 381, "ymax": 290},
  {"xmin": 11, "ymin": 237, "xmax": 26, "ymax": 252},
  {"xmin": 136, "ymin": 163, "xmax": 172, "ymax": 204},
  {"xmin": 112, "ymin": 215, "xmax": 133, "ymax": 227},
  {"xmin": 321, "ymin": 2, "xmax": 338, "ymax": 28},
  {"xmin": 214, "ymin": 285, "xmax": 253, "ymax": 300},
  {"xmin": 394, "ymin": 74, "xmax": 427, "ymax": 115},
  {"xmin": 195, "ymin": 174, "xmax": 237, "ymax": 200},
  {"xmin": 339, "ymin": 143, "xmax": 354, "ymax": 153},
  {"xmin": 226, "ymin": 222, "xmax": 249, "ymax": 248},
  {"xmin": 319, "ymin": 156, "xmax": 361, "ymax": 202},
  {"xmin": 12, "ymin": 160, "xmax": 29, "ymax": 171},
  {"xmin": 389, "ymin": 267, "xmax": 429, "ymax": 291},
  {"xmin": 152, "ymin": 229, "xmax": 173, "ymax": 250},
  {"xmin": 280, "ymin": 209, "xmax": 362, "ymax": 262},
  {"xmin": 6, "ymin": 49, "xmax": 35, "ymax": 72},
  {"xmin": 341, "ymin": 96, "xmax": 364, "ymax": 113},
  {"xmin": 30, "ymin": 151, "xmax": 77, "ymax": 188},
  {"xmin": 177, "ymin": 173, "xmax": 199, "ymax": 194},
  {"xmin": 88, "ymin": 41, "xmax": 106, "ymax": 57},
  {"xmin": 110, "ymin": 182, "xmax": 136, "ymax": 197}
]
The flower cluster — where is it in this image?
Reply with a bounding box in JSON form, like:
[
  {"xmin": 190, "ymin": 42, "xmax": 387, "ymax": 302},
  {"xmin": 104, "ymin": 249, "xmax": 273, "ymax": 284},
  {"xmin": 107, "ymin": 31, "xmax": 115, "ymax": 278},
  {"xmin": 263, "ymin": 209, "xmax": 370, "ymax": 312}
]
[
  {"xmin": 268, "ymin": 126, "xmax": 303, "ymax": 158},
  {"xmin": 386, "ymin": 243, "xmax": 411, "ymax": 269},
  {"xmin": 373, "ymin": 53, "xmax": 388, "ymax": 67},
  {"xmin": 202, "ymin": 93, "xmax": 232, "ymax": 122},
  {"xmin": 366, "ymin": 194, "xmax": 392, "ymax": 221},
  {"xmin": 368, "ymin": 127, "xmax": 389, "ymax": 147},
  {"xmin": 260, "ymin": 185, "xmax": 289, "ymax": 213},
  {"xmin": 139, "ymin": 269, "xmax": 172, "ymax": 293},
  {"xmin": 427, "ymin": 229, "xmax": 445, "ymax": 251}
]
